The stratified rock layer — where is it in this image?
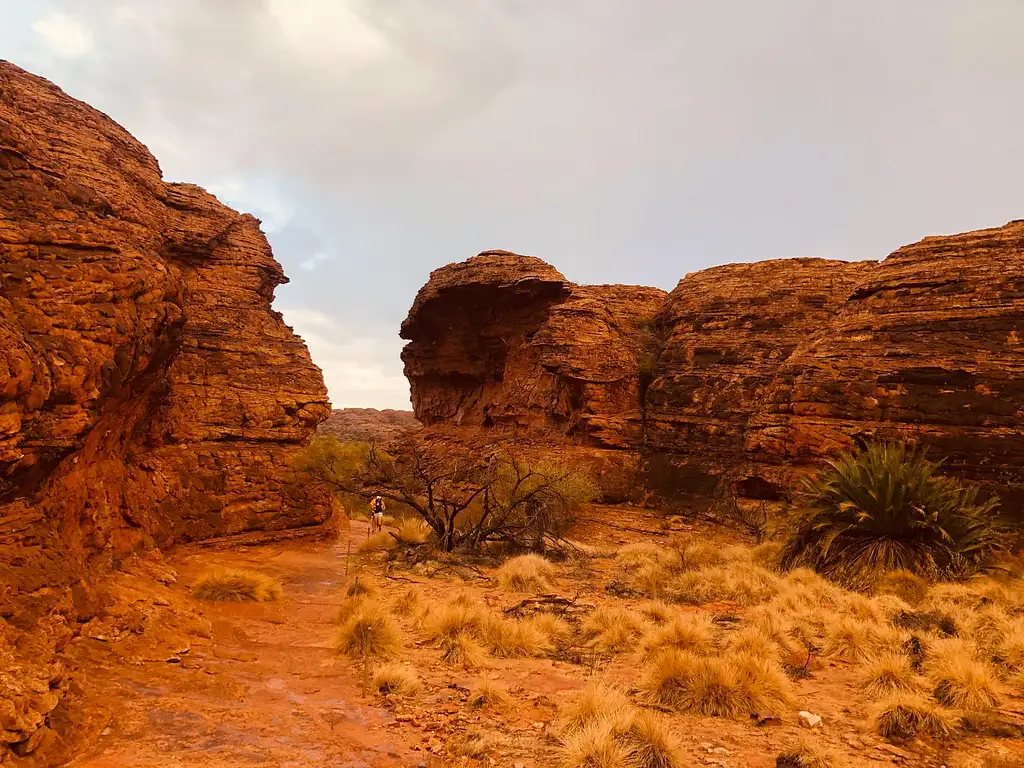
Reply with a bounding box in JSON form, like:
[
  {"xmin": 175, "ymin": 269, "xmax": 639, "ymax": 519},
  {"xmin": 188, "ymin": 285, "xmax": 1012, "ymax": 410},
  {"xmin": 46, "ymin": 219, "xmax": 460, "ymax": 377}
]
[
  {"xmin": 746, "ymin": 220, "xmax": 1024, "ymax": 503},
  {"xmin": 403, "ymin": 221, "xmax": 1024, "ymax": 507},
  {"xmin": 0, "ymin": 61, "xmax": 329, "ymax": 761},
  {"xmin": 402, "ymin": 251, "xmax": 667, "ymax": 449}
]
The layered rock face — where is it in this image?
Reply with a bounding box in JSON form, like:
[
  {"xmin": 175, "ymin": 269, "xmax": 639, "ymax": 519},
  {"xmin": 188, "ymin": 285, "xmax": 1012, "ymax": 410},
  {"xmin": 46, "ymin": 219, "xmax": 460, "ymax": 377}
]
[
  {"xmin": 746, "ymin": 221, "xmax": 1024, "ymax": 504},
  {"xmin": 643, "ymin": 258, "xmax": 876, "ymax": 500},
  {"xmin": 1, "ymin": 62, "xmax": 329, "ymax": 759},
  {"xmin": 401, "ymin": 251, "xmax": 667, "ymax": 449},
  {"xmin": 403, "ymin": 221, "xmax": 1024, "ymax": 506}
]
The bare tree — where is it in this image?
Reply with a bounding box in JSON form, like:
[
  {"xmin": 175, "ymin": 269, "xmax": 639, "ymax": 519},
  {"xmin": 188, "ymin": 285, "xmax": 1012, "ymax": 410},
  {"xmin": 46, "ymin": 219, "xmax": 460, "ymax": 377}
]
[{"xmin": 294, "ymin": 435, "xmax": 598, "ymax": 552}]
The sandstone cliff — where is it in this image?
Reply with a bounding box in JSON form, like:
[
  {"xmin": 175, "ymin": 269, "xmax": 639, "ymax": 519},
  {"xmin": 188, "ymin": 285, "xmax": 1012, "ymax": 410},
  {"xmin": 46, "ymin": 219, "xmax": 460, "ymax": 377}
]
[
  {"xmin": 0, "ymin": 62, "xmax": 329, "ymax": 761},
  {"xmin": 402, "ymin": 222, "xmax": 1024, "ymax": 508}
]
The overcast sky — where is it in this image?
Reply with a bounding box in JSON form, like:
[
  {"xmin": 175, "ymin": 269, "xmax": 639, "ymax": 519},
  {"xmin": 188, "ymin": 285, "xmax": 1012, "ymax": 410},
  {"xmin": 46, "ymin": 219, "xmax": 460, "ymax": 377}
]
[{"xmin": 2, "ymin": 1, "xmax": 1022, "ymax": 409}]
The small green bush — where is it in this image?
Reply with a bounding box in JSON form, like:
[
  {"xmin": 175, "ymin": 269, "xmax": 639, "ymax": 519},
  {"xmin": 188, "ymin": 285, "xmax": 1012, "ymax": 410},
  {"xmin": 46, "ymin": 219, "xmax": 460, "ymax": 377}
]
[{"xmin": 780, "ymin": 442, "xmax": 1003, "ymax": 586}]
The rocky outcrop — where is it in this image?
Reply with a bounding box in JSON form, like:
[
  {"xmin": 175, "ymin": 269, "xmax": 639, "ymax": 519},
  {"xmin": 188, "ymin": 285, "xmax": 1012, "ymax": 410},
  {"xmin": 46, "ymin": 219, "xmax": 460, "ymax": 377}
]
[
  {"xmin": 403, "ymin": 221, "xmax": 1024, "ymax": 508},
  {"xmin": 745, "ymin": 220, "xmax": 1024, "ymax": 505},
  {"xmin": 0, "ymin": 61, "xmax": 329, "ymax": 762},
  {"xmin": 642, "ymin": 258, "xmax": 876, "ymax": 501},
  {"xmin": 401, "ymin": 251, "xmax": 667, "ymax": 449},
  {"xmin": 318, "ymin": 408, "xmax": 420, "ymax": 444}
]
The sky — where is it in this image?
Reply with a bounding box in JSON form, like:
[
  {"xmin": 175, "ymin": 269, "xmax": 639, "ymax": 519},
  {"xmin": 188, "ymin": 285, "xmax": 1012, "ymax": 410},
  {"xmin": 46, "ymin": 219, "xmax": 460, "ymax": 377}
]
[{"xmin": 1, "ymin": 1, "xmax": 1022, "ymax": 409}]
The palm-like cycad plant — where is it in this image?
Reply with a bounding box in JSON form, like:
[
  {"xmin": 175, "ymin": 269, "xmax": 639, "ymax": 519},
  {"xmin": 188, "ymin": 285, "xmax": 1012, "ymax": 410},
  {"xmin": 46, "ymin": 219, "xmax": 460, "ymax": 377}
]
[{"xmin": 780, "ymin": 442, "xmax": 1002, "ymax": 585}]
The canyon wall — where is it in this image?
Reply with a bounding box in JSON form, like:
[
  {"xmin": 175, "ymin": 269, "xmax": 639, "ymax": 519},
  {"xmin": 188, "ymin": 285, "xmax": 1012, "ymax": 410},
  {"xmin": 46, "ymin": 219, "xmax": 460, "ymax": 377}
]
[
  {"xmin": 402, "ymin": 220, "xmax": 1024, "ymax": 508},
  {"xmin": 0, "ymin": 62, "xmax": 329, "ymax": 761}
]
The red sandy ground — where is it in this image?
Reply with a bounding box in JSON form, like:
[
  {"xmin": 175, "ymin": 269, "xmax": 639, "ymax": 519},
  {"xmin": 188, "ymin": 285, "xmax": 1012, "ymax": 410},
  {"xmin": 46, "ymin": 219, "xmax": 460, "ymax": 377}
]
[{"xmin": 63, "ymin": 507, "xmax": 1024, "ymax": 768}]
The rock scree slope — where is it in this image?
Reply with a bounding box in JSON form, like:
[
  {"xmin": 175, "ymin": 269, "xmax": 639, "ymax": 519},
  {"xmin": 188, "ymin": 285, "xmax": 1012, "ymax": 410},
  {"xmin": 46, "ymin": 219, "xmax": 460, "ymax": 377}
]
[
  {"xmin": 402, "ymin": 221, "xmax": 1024, "ymax": 507},
  {"xmin": 0, "ymin": 61, "xmax": 329, "ymax": 762}
]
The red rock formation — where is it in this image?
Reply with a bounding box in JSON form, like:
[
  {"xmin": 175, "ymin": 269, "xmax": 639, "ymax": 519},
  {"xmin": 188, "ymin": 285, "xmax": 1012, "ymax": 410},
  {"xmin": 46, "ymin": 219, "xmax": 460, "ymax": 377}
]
[
  {"xmin": 0, "ymin": 62, "xmax": 329, "ymax": 761},
  {"xmin": 401, "ymin": 251, "xmax": 666, "ymax": 449},
  {"xmin": 402, "ymin": 224, "xmax": 1024, "ymax": 510},
  {"xmin": 746, "ymin": 220, "xmax": 1024, "ymax": 504},
  {"xmin": 643, "ymin": 258, "xmax": 876, "ymax": 500}
]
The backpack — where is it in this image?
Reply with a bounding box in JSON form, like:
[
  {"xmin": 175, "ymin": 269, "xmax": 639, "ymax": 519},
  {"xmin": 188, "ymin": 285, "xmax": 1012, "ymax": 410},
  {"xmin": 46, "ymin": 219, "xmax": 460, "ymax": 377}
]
[{"xmin": 372, "ymin": 497, "xmax": 384, "ymax": 514}]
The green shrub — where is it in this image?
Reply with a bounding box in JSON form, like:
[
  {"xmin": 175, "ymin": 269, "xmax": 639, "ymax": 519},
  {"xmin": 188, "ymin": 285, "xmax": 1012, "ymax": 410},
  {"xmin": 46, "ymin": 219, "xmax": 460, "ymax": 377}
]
[{"xmin": 779, "ymin": 443, "xmax": 1003, "ymax": 586}]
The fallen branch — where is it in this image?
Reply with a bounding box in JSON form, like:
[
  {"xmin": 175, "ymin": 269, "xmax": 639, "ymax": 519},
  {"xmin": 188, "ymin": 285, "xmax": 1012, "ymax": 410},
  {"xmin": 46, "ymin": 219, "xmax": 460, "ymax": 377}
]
[{"xmin": 503, "ymin": 593, "xmax": 584, "ymax": 616}]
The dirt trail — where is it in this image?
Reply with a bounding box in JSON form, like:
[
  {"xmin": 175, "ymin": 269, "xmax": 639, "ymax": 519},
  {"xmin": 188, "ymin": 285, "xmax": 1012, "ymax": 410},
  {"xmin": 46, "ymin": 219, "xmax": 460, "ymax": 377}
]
[{"xmin": 68, "ymin": 522, "xmax": 426, "ymax": 768}]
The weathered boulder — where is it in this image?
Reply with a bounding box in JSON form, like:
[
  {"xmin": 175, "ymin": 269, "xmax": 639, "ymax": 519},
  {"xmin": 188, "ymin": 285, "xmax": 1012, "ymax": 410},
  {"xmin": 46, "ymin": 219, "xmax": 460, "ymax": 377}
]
[
  {"xmin": 0, "ymin": 61, "xmax": 329, "ymax": 761},
  {"xmin": 401, "ymin": 251, "xmax": 666, "ymax": 449}
]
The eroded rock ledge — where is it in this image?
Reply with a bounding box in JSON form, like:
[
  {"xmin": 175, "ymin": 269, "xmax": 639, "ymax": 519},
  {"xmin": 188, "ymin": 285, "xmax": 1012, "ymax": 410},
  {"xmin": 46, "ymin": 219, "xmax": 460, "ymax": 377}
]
[
  {"xmin": 1, "ymin": 61, "xmax": 329, "ymax": 761},
  {"xmin": 402, "ymin": 221, "xmax": 1024, "ymax": 509}
]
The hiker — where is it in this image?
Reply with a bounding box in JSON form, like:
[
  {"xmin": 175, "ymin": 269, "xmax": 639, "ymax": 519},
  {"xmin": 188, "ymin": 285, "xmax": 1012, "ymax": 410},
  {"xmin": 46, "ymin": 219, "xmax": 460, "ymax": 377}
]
[{"xmin": 370, "ymin": 495, "xmax": 385, "ymax": 533}]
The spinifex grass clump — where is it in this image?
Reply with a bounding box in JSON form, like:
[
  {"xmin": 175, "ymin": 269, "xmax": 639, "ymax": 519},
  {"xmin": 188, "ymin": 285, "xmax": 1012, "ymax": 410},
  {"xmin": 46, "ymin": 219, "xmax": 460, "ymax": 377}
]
[
  {"xmin": 337, "ymin": 605, "xmax": 401, "ymax": 659},
  {"xmin": 497, "ymin": 553, "xmax": 557, "ymax": 592},
  {"xmin": 370, "ymin": 663, "xmax": 421, "ymax": 695},
  {"xmin": 780, "ymin": 442, "xmax": 1003, "ymax": 586},
  {"xmin": 193, "ymin": 568, "xmax": 283, "ymax": 602}
]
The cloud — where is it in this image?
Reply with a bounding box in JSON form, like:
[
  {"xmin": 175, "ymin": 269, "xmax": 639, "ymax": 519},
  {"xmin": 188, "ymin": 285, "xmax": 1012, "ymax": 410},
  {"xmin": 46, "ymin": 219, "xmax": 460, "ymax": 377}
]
[
  {"xmin": 31, "ymin": 12, "xmax": 93, "ymax": 58},
  {"xmin": 280, "ymin": 308, "xmax": 410, "ymax": 410},
  {"xmin": 4, "ymin": 0, "xmax": 1024, "ymax": 410}
]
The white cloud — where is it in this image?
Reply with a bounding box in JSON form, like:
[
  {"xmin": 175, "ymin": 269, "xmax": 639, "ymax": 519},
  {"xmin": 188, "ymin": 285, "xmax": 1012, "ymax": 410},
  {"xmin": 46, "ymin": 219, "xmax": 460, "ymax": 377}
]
[
  {"xmin": 300, "ymin": 252, "xmax": 332, "ymax": 272},
  {"xmin": 267, "ymin": 0, "xmax": 391, "ymax": 62},
  {"xmin": 281, "ymin": 308, "xmax": 411, "ymax": 409},
  {"xmin": 31, "ymin": 12, "xmax": 93, "ymax": 58}
]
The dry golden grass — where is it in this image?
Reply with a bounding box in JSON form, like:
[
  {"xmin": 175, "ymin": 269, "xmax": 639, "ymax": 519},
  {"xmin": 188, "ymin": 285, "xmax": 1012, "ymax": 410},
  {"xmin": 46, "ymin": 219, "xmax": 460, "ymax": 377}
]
[
  {"xmin": 556, "ymin": 682, "xmax": 632, "ymax": 737},
  {"xmin": 922, "ymin": 637, "xmax": 980, "ymax": 674},
  {"xmin": 469, "ymin": 679, "xmax": 511, "ymax": 709},
  {"xmin": 439, "ymin": 633, "xmax": 487, "ymax": 668},
  {"xmin": 776, "ymin": 740, "xmax": 846, "ymax": 768},
  {"xmin": 671, "ymin": 562, "xmax": 780, "ymax": 606},
  {"xmin": 674, "ymin": 538, "xmax": 730, "ymax": 571},
  {"xmin": 396, "ymin": 517, "xmax": 431, "ymax": 544},
  {"xmin": 633, "ymin": 562, "xmax": 673, "ymax": 599},
  {"xmin": 639, "ymin": 601, "xmax": 676, "ymax": 625},
  {"xmin": 872, "ymin": 694, "xmax": 956, "ymax": 741},
  {"xmin": 582, "ymin": 606, "xmax": 651, "ymax": 655},
  {"xmin": 923, "ymin": 580, "xmax": 1010, "ymax": 613},
  {"xmin": 450, "ymin": 728, "xmax": 505, "ymax": 759},
  {"xmin": 617, "ymin": 710, "xmax": 683, "ymax": 768},
  {"xmin": 370, "ymin": 663, "xmax": 421, "ymax": 695},
  {"xmin": 745, "ymin": 605, "xmax": 804, "ymax": 660},
  {"xmin": 336, "ymin": 595, "xmax": 371, "ymax": 623},
  {"xmin": 481, "ymin": 615, "xmax": 552, "ymax": 658},
  {"xmin": 617, "ymin": 542, "xmax": 671, "ymax": 568},
  {"xmin": 346, "ymin": 574, "xmax": 379, "ymax": 598},
  {"xmin": 639, "ymin": 648, "xmax": 792, "ymax": 717},
  {"xmin": 337, "ymin": 605, "xmax": 402, "ymax": 659},
  {"xmin": 526, "ymin": 612, "xmax": 572, "ymax": 644},
  {"xmin": 823, "ymin": 617, "xmax": 905, "ymax": 662},
  {"xmin": 928, "ymin": 655, "xmax": 1005, "ymax": 711},
  {"xmin": 858, "ymin": 654, "xmax": 922, "ymax": 699},
  {"xmin": 497, "ymin": 553, "xmax": 557, "ymax": 592},
  {"xmin": 996, "ymin": 619, "xmax": 1024, "ymax": 672},
  {"xmin": 559, "ymin": 722, "xmax": 630, "ymax": 768},
  {"xmin": 875, "ymin": 570, "xmax": 930, "ymax": 605},
  {"xmin": 359, "ymin": 531, "xmax": 396, "ymax": 552},
  {"xmin": 422, "ymin": 601, "xmax": 487, "ymax": 642},
  {"xmin": 727, "ymin": 626, "xmax": 785, "ymax": 663},
  {"xmin": 193, "ymin": 568, "xmax": 283, "ymax": 603},
  {"xmin": 641, "ymin": 613, "xmax": 716, "ymax": 658},
  {"xmin": 966, "ymin": 605, "xmax": 1012, "ymax": 652},
  {"xmin": 389, "ymin": 586, "xmax": 424, "ymax": 618}
]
